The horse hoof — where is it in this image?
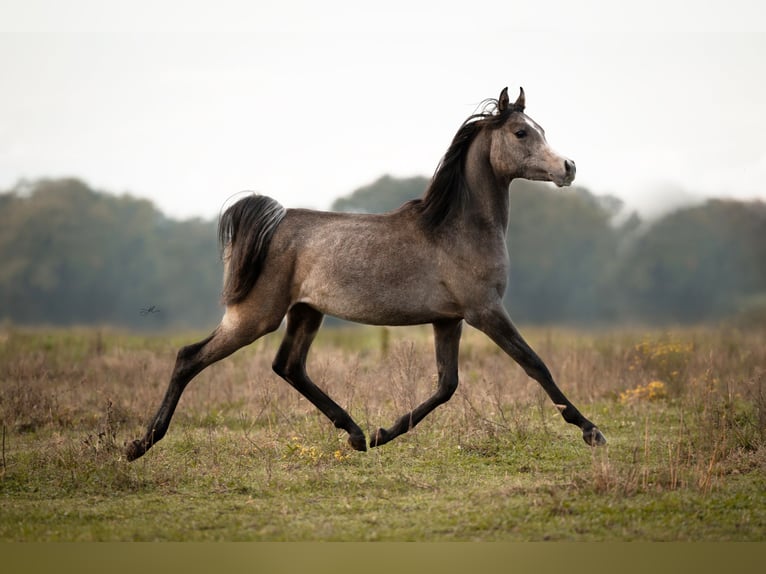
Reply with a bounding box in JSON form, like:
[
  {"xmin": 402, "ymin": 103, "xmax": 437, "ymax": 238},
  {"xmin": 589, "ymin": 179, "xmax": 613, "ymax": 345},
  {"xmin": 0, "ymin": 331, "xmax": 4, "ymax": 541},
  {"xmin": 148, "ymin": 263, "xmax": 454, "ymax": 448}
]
[
  {"xmin": 369, "ymin": 428, "xmax": 390, "ymax": 448},
  {"xmin": 125, "ymin": 439, "xmax": 145, "ymax": 462},
  {"xmin": 347, "ymin": 433, "xmax": 367, "ymax": 452},
  {"xmin": 583, "ymin": 427, "xmax": 607, "ymax": 447}
]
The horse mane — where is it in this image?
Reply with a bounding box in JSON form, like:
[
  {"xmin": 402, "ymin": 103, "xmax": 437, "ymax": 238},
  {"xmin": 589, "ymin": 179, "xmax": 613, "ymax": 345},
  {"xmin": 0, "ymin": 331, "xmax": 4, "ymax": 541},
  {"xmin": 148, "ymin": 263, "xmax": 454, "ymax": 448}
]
[{"xmin": 414, "ymin": 96, "xmax": 514, "ymax": 230}]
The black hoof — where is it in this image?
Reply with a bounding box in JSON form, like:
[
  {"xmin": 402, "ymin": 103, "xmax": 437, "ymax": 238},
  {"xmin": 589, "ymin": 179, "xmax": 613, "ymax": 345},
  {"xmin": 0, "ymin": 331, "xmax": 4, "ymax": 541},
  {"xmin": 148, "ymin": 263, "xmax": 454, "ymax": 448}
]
[
  {"xmin": 583, "ymin": 427, "xmax": 607, "ymax": 447},
  {"xmin": 125, "ymin": 439, "xmax": 146, "ymax": 461},
  {"xmin": 347, "ymin": 433, "xmax": 367, "ymax": 452},
  {"xmin": 369, "ymin": 428, "xmax": 390, "ymax": 448}
]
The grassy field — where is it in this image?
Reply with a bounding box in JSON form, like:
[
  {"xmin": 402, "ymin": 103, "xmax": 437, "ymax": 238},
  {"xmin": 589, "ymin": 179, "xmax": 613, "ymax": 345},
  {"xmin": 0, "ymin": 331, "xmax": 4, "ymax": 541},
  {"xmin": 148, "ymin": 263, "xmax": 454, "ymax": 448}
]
[{"xmin": 0, "ymin": 323, "xmax": 764, "ymax": 541}]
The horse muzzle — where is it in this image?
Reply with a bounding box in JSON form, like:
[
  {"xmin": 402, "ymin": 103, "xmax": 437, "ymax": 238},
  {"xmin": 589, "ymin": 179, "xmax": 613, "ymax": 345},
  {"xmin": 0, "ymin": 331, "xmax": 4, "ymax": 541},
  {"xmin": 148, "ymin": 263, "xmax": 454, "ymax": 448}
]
[{"xmin": 553, "ymin": 158, "xmax": 576, "ymax": 187}]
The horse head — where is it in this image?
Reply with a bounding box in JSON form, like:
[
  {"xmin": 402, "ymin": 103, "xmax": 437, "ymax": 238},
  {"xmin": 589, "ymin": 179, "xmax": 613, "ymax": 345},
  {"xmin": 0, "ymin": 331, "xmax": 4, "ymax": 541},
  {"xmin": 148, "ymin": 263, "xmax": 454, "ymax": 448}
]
[{"xmin": 488, "ymin": 87, "xmax": 576, "ymax": 188}]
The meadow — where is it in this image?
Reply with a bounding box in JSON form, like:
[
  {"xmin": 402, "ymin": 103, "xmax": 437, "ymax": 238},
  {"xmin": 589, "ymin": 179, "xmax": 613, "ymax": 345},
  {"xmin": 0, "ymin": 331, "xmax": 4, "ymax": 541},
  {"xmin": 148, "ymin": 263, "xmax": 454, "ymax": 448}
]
[{"xmin": 0, "ymin": 323, "xmax": 764, "ymax": 541}]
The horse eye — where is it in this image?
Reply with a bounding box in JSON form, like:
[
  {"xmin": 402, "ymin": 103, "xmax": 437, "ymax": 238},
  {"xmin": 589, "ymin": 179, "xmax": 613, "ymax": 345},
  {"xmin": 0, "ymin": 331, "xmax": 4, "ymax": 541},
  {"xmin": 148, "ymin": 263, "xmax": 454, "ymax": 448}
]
[{"xmin": 514, "ymin": 129, "xmax": 527, "ymax": 139}]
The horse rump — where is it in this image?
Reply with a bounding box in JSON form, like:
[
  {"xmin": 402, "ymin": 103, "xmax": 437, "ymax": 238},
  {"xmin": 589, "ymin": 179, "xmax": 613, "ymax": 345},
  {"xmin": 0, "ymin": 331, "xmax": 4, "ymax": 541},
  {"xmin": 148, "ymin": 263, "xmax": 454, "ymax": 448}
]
[{"xmin": 218, "ymin": 194, "xmax": 286, "ymax": 305}]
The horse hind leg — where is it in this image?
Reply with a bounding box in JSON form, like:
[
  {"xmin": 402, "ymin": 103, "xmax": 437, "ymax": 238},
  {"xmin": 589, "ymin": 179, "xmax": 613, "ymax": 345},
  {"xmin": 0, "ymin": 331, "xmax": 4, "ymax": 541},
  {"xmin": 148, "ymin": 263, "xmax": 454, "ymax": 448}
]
[
  {"xmin": 370, "ymin": 318, "xmax": 462, "ymax": 448},
  {"xmin": 272, "ymin": 303, "xmax": 367, "ymax": 452},
  {"xmin": 125, "ymin": 307, "xmax": 284, "ymax": 461}
]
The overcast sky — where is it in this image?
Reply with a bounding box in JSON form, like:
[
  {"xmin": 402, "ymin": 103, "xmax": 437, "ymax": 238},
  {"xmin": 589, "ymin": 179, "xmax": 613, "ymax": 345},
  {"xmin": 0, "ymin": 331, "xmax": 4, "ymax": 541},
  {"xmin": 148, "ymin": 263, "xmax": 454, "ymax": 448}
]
[{"xmin": 1, "ymin": 0, "xmax": 764, "ymax": 220}]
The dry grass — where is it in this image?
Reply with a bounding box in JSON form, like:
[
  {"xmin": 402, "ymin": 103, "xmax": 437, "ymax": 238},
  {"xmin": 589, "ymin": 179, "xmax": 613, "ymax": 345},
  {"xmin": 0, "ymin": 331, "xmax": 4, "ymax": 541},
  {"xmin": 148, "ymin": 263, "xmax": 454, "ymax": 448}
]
[{"xmin": 1, "ymin": 323, "xmax": 764, "ymax": 540}]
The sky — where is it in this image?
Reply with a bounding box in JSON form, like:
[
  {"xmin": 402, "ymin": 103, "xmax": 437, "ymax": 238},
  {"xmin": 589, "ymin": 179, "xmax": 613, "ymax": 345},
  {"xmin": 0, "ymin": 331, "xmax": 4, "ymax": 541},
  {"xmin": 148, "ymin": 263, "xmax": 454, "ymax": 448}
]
[{"xmin": 1, "ymin": 0, "xmax": 765, "ymax": 220}]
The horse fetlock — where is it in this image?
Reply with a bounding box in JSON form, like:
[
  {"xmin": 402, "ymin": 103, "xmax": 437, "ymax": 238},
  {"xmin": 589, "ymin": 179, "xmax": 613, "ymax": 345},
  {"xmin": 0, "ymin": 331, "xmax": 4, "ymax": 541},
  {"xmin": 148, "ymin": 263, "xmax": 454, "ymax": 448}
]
[
  {"xmin": 582, "ymin": 426, "xmax": 607, "ymax": 447},
  {"xmin": 369, "ymin": 428, "xmax": 391, "ymax": 448}
]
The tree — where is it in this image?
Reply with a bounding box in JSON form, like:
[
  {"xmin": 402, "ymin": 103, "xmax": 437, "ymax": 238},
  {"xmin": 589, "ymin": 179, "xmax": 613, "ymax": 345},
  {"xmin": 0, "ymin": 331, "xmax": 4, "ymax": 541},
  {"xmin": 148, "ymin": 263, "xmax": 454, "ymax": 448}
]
[
  {"xmin": 505, "ymin": 181, "xmax": 624, "ymax": 324},
  {"xmin": 613, "ymin": 199, "xmax": 766, "ymax": 323},
  {"xmin": 331, "ymin": 174, "xmax": 428, "ymax": 213},
  {"xmin": 0, "ymin": 179, "xmax": 222, "ymax": 329}
]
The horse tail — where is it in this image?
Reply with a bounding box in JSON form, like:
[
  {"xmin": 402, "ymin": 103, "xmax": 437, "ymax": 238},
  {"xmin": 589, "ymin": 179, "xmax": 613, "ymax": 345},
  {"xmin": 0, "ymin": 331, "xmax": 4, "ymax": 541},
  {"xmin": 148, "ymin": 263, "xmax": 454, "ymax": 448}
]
[{"xmin": 218, "ymin": 194, "xmax": 286, "ymax": 305}]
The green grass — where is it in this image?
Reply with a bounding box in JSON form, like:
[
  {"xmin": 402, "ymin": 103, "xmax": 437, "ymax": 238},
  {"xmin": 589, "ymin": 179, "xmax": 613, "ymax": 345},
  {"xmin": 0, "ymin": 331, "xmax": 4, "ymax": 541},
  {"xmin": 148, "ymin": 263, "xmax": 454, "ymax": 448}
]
[{"xmin": 0, "ymin": 324, "xmax": 764, "ymax": 540}]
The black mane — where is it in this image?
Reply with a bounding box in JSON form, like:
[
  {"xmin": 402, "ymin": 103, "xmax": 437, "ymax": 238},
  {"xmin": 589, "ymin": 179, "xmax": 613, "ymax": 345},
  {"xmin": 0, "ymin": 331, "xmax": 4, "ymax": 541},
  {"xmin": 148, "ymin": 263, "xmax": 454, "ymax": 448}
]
[{"xmin": 415, "ymin": 97, "xmax": 514, "ymax": 230}]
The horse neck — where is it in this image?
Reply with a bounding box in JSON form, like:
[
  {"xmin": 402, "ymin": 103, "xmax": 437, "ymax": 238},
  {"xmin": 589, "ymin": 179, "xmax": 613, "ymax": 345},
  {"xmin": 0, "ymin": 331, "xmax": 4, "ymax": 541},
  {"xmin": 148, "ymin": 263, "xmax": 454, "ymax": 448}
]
[{"xmin": 462, "ymin": 132, "xmax": 511, "ymax": 237}]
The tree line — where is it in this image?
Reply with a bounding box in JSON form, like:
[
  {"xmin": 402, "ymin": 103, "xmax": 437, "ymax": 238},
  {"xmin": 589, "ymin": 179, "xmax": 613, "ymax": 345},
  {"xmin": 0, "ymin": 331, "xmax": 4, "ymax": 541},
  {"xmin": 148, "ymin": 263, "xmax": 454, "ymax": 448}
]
[
  {"xmin": 0, "ymin": 179, "xmax": 222, "ymax": 330},
  {"xmin": 1, "ymin": 177, "xmax": 764, "ymax": 330}
]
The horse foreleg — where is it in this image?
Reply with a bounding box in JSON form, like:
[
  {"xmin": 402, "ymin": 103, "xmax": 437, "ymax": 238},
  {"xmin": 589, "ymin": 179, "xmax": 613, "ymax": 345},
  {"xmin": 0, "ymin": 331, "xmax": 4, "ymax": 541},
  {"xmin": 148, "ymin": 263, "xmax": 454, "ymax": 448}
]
[
  {"xmin": 370, "ymin": 318, "xmax": 462, "ymax": 448},
  {"xmin": 466, "ymin": 304, "xmax": 606, "ymax": 447},
  {"xmin": 272, "ymin": 304, "xmax": 367, "ymax": 451}
]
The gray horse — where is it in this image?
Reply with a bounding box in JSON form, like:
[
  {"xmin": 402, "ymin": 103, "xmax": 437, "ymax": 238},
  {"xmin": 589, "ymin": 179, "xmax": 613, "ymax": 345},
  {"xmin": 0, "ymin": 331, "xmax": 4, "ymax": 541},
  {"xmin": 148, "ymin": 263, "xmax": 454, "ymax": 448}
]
[{"xmin": 126, "ymin": 87, "xmax": 606, "ymax": 462}]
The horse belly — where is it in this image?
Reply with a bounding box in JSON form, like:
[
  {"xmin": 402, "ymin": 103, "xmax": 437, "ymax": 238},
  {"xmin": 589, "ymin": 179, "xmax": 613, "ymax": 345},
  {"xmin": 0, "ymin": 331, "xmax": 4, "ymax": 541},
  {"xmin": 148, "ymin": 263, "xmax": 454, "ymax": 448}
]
[{"xmin": 297, "ymin": 262, "xmax": 459, "ymax": 326}]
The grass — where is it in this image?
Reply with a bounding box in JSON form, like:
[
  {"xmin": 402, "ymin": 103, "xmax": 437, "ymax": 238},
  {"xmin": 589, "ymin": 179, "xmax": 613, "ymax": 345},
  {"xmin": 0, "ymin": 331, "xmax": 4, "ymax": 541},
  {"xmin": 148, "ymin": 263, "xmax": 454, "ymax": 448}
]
[{"xmin": 0, "ymin": 323, "xmax": 764, "ymax": 540}]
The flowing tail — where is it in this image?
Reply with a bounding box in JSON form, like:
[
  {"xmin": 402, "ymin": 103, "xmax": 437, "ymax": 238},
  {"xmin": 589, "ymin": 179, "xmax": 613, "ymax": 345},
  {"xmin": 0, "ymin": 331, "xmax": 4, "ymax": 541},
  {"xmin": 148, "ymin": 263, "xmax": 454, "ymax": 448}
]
[{"xmin": 218, "ymin": 194, "xmax": 286, "ymax": 305}]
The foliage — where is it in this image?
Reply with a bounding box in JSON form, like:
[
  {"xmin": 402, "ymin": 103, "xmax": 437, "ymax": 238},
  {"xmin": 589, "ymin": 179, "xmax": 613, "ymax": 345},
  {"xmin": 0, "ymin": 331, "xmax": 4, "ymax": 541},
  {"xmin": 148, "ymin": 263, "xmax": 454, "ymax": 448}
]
[
  {"xmin": 619, "ymin": 381, "xmax": 668, "ymax": 404},
  {"xmin": 0, "ymin": 179, "xmax": 222, "ymax": 330},
  {"xmin": 504, "ymin": 183, "xmax": 625, "ymax": 323},
  {"xmin": 330, "ymin": 174, "xmax": 429, "ymax": 213},
  {"xmin": 614, "ymin": 199, "xmax": 766, "ymax": 322}
]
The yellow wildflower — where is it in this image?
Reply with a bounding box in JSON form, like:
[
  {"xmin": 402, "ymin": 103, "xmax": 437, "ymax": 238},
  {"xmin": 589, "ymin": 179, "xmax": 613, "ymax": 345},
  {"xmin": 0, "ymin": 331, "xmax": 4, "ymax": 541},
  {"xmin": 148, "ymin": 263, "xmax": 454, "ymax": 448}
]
[{"xmin": 620, "ymin": 380, "xmax": 668, "ymax": 404}]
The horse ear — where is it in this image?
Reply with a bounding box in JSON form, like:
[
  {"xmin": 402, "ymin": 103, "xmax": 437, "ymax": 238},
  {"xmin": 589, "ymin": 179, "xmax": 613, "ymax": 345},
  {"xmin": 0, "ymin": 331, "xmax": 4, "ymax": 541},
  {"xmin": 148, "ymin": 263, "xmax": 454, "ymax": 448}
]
[
  {"xmin": 498, "ymin": 87, "xmax": 510, "ymax": 113},
  {"xmin": 514, "ymin": 87, "xmax": 525, "ymax": 112}
]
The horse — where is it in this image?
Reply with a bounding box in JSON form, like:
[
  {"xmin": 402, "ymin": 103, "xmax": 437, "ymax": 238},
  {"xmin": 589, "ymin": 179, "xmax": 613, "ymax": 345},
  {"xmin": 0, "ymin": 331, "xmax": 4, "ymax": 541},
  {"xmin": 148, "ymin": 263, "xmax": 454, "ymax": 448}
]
[{"xmin": 125, "ymin": 87, "xmax": 606, "ymax": 462}]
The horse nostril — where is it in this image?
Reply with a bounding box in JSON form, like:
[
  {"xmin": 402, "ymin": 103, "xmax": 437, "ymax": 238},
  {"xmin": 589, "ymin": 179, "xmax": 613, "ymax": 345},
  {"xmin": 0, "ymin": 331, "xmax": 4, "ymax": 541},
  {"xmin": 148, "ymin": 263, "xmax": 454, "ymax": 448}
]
[{"xmin": 565, "ymin": 159, "xmax": 576, "ymax": 177}]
